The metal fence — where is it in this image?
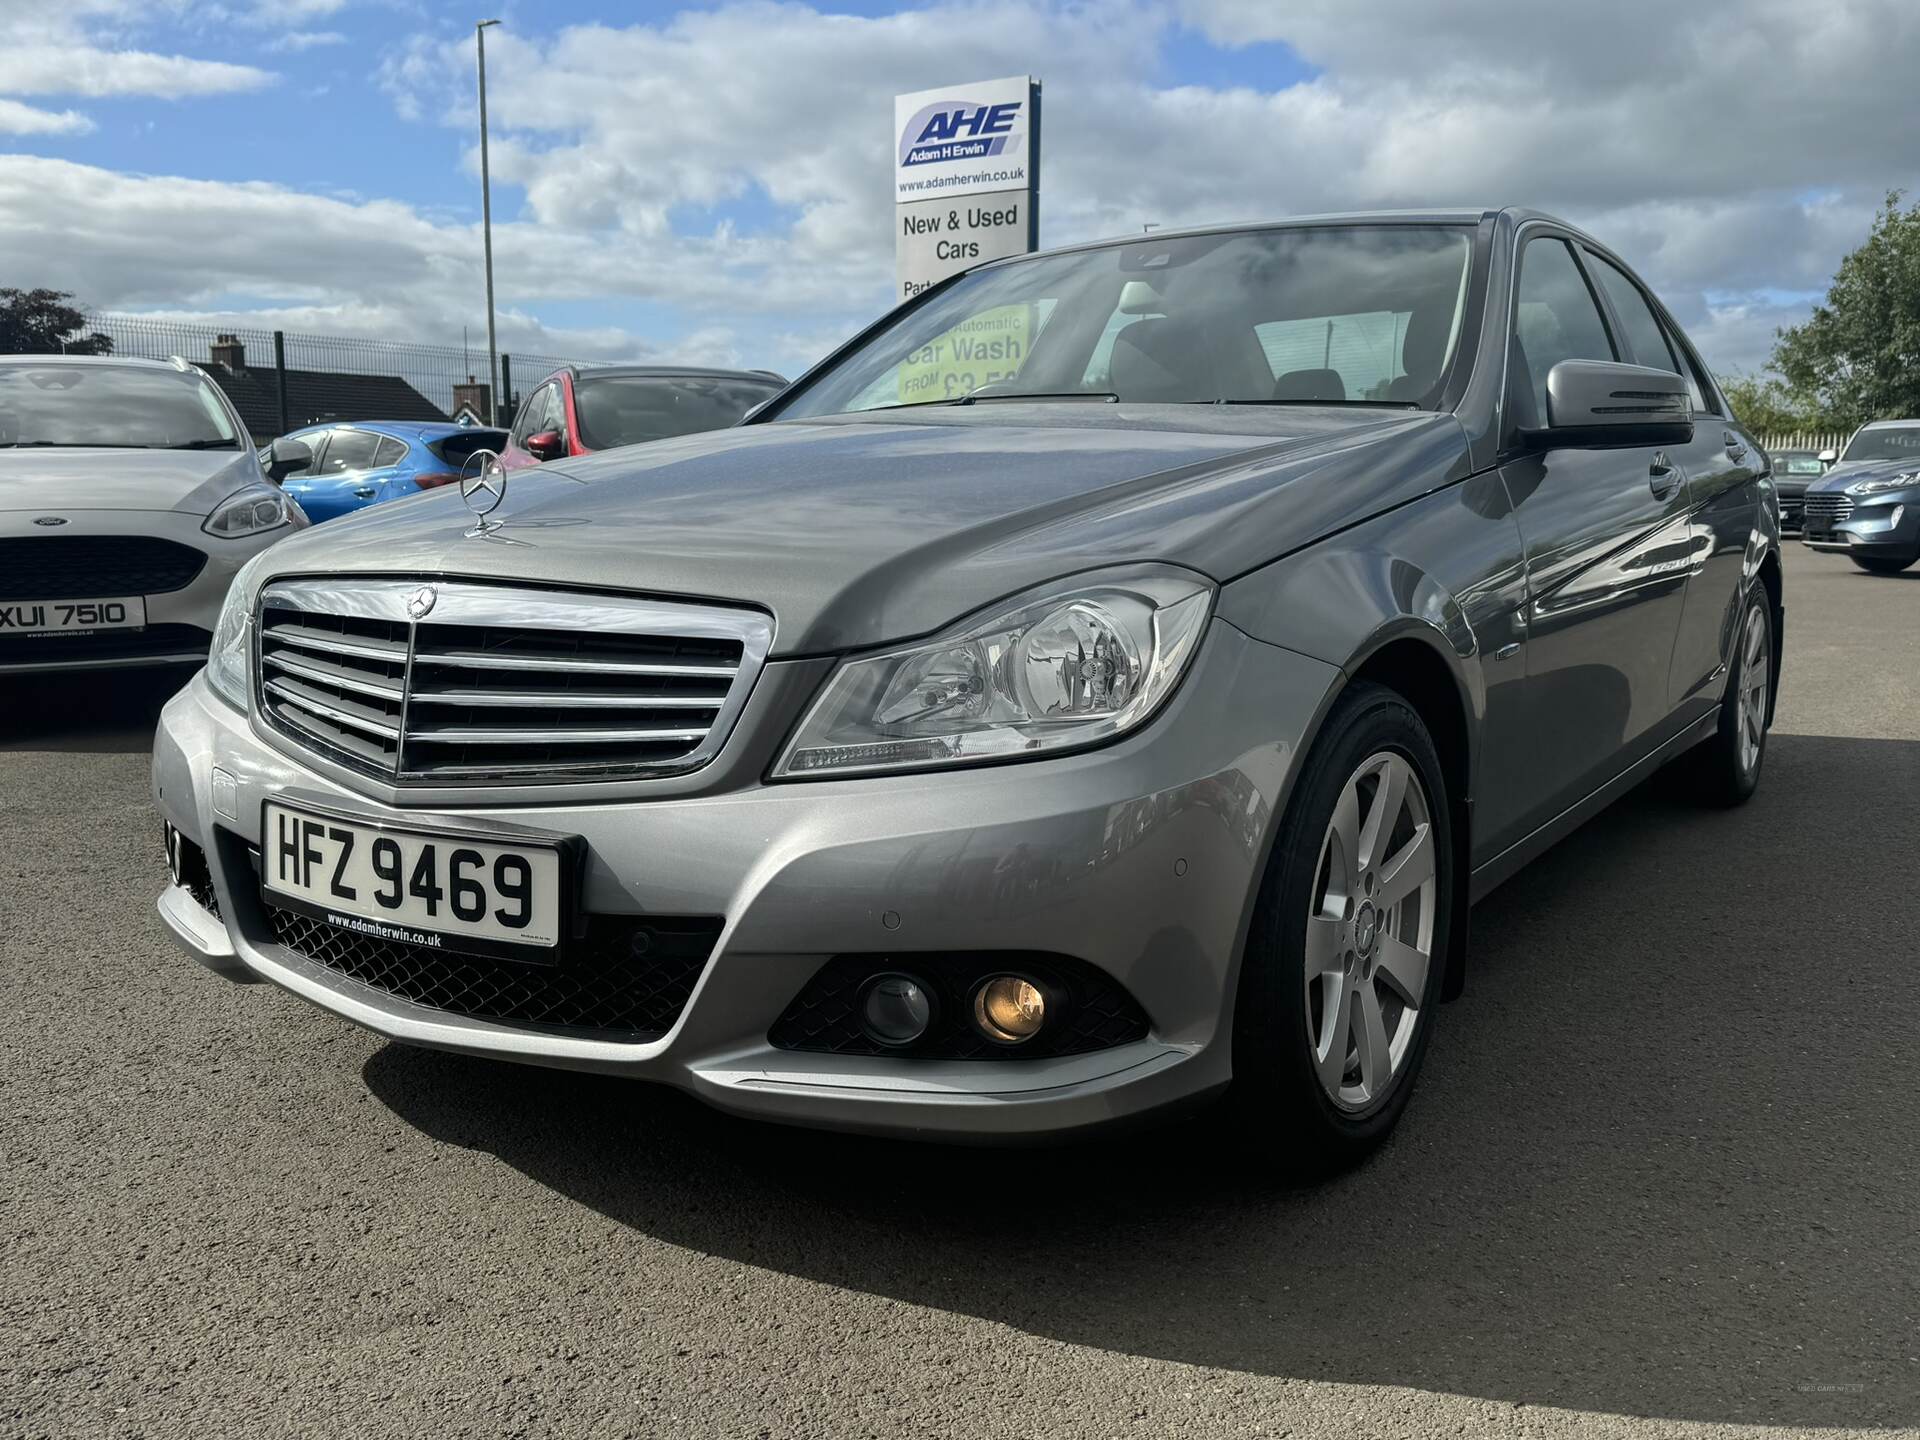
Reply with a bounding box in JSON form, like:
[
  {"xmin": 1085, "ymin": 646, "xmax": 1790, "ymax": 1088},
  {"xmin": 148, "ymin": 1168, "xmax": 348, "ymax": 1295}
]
[
  {"xmin": 1756, "ymin": 430, "xmax": 1849, "ymax": 456},
  {"xmin": 74, "ymin": 313, "xmax": 583, "ymax": 439}
]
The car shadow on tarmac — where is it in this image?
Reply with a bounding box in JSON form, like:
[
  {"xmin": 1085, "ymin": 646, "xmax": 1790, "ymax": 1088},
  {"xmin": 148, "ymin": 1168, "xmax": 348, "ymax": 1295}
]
[
  {"xmin": 361, "ymin": 730, "xmax": 1920, "ymax": 1431},
  {"xmin": 0, "ymin": 669, "xmax": 190, "ymax": 753}
]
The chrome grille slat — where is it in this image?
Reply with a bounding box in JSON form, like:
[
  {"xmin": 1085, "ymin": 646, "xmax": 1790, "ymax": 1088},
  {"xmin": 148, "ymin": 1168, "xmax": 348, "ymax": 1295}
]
[
  {"xmin": 263, "ymin": 650, "xmax": 406, "ymax": 702},
  {"xmin": 415, "ymin": 649, "xmax": 738, "ymax": 678},
  {"xmin": 254, "ymin": 581, "xmax": 772, "ymax": 787},
  {"xmin": 408, "ymin": 724, "xmax": 712, "ymax": 745},
  {"xmin": 407, "ymin": 687, "xmax": 724, "ymax": 709}
]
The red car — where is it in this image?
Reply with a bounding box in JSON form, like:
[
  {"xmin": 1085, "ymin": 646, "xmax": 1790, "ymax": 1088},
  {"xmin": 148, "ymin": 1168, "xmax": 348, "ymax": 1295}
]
[{"xmin": 500, "ymin": 364, "xmax": 787, "ymax": 468}]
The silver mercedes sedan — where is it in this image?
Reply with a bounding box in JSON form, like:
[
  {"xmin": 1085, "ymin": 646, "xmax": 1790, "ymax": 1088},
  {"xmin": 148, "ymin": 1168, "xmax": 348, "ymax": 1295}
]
[
  {"xmin": 152, "ymin": 209, "xmax": 1782, "ymax": 1165},
  {"xmin": 1, "ymin": 355, "xmax": 306, "ymax": 675}
]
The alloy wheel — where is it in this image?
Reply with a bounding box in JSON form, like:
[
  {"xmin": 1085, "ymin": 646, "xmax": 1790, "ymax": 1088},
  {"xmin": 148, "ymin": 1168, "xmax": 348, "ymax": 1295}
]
[
  {"xmin": 1738, "ymin": 601, "xmax": 1768, "ymax": 775},
  {"xmin": 1304, "ymin": 750, "xmax": 1437, "ymax": 1113}
]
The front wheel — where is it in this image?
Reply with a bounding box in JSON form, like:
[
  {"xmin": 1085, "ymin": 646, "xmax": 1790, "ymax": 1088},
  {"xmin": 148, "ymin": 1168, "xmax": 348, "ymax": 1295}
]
[
  {"xmin": 1850, "ymin": 554, "xmax": 1918, "ymax": 574},
  {"xmin": 1225, "ymin": 683, "xmax": 1453, "ymax": 1172}
]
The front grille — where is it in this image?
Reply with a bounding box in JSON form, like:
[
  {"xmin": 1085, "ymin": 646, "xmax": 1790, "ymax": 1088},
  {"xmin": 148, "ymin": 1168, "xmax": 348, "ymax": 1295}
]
[
  {"xmin": 266, "ymin": 902, "xmax": 721, "ymax": 1042},
  {"xmin": 255, "ymin": 579, "xmax": 772, "ymax": 785},
  {"xmin": 0, "ymin": 536, "xmax": 205, "ymax": 600},
  {"xmin": 770, "ymin": 953, "xmax": 1152, "ymax": 1060},
  {"xmin": 0, "ymin": 622, "xmax": 209, "ymax": 666},
  {"xmin": 1803, "ymin": 493, "xmax": 1854, "ymax": 528}
]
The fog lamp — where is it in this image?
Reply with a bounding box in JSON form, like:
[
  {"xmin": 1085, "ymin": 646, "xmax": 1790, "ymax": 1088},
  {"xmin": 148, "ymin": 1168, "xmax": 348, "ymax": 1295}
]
[
  {"xmin": 973, "ymin": 976, "xmax": 1046, "ymax": 1043},
  {"xmin": 163, "ymin": 823, "xmax": 183, "ymax": 885},
  {"xmin": 860, "ymin": 973, "xmax": 934, "ymax": 1047}
]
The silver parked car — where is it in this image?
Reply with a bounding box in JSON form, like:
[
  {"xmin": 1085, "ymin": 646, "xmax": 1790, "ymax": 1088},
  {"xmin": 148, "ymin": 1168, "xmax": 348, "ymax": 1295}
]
[
  {"xmin": 1, "ymin": 355, "xmax": 306, "ymax": 674},
  {"xmin": 152, "ymin": 210, "xmax": 1781, "ymax": 1164}
]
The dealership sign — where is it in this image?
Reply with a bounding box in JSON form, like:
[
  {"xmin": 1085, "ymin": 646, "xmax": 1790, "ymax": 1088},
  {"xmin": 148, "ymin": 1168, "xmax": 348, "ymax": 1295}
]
[{"xmin": 894, "ymin": 75, "xmax": 1040, "ymax": 305}]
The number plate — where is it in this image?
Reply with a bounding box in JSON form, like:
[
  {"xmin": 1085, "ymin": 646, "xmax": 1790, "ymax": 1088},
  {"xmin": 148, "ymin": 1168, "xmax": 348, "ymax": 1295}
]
[
  {"xmin": 0, "ymin": 596, "xmax": 146, "ymax": 635},
  {"xmin": 261, "ymin": 802, "xmax": 565, "ymax": 958}
]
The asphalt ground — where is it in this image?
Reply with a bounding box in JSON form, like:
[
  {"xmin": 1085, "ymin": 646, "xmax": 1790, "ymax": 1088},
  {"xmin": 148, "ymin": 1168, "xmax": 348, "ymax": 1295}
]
[{"xmin": 2, "ymin": 544, "xmax": 1917, "ymax": 1439}]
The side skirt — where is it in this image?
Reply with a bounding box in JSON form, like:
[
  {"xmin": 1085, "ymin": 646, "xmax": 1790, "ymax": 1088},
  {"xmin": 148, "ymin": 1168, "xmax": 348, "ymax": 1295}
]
[{"xmin": 1468, "ymin": 709, "xmax": 1720, "ymax": 904}]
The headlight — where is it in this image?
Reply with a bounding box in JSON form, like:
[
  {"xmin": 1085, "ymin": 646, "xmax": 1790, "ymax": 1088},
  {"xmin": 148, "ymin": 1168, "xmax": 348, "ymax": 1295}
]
[
  {"xmin": 1849, "ymin": 472, "xmax": 1920, "ymax": 496},
  {"xmin": 773, "ymin": 565, "xmax": 1213, "ymax": 779},
  {"xmin": 204, "ymin": 486, "xmax": 292, "ymax": 538},
  {"xmin": 205, "ymin": 551, "xmax": 271, "ymax": 712}
]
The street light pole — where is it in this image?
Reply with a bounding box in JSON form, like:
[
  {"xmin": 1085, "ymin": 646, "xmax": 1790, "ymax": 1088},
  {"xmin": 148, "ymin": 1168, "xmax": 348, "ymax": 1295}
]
[{"xmin": 475, "ymin": 18, "xmax": 501, "ymax": 425}]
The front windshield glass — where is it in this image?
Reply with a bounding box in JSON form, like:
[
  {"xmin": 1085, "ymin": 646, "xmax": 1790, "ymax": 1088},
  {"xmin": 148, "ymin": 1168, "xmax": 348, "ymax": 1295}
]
[
  {"xmin": 1841, "ymin": 427, "xmax": 1920, "ymax": 463},
  {"xmin": 778, "ymin": 224, "xmax": 1477, "ymax": 418},
  {"xmin": 574, "ymin": 374, "xmax": 782, "ymax": 450},
  {"xmin": 0, "ymin": 364, "xmax": 239, "ymax": 449}
]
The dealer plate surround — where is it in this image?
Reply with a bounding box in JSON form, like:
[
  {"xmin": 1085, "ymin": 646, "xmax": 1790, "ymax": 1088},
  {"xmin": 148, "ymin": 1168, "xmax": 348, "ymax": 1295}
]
[{"xmin": 260, "ymin": 799, "xmax": 574, "ymax": 960}]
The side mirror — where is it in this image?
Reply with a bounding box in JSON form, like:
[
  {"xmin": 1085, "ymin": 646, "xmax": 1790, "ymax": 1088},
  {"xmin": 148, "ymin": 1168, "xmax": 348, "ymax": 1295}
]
[
  {"xmin": 525, "ymin": 429, "xmax": 565, "ymax": 462},
  {"xmin": 1818, "ymin": 448, "xmax": 1838, "ymax": 465},
  {"xmin": 264, "ymin": 437, "xmax": 312, "ymax": 482},
  {"xmin": 1523, "ymin": 360, "xmax": 1694, "ymax": 449}
]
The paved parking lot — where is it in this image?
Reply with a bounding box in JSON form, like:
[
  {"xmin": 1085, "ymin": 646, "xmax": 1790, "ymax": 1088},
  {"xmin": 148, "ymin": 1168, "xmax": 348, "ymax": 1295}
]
[{"xmin": 3, "ymin": 545, "xmax": 1917, "ymax": 1439}]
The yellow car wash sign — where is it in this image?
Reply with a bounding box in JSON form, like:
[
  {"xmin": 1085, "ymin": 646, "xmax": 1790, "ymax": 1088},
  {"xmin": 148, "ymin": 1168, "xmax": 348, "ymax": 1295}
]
[{"xmin": 896, "ymin": 304, "xmax": 1035, "ymax": 404}]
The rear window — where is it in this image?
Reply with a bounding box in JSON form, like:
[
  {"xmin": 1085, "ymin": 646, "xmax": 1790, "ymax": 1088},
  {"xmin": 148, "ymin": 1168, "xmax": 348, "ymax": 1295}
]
[
  {"xmin": 1779, "ymin": 457, "xmax": 1826, "ymax": 476},
  {"xmin": 573, "ymin": 375, "xmax": 782, "ymax": 450},
  {"xmin": 427, "ymin": 430, "xmax": 510, "ymax": 467},
  {"xmin": 0, "ymin": 364, "xmax": 239, "ymax": 450}
]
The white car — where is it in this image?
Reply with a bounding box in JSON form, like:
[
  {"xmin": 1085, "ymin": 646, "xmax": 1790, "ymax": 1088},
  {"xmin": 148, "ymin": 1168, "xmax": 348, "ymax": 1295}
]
[{"xmin": 1, "ymin": 355, "xmax": 308, "ymax": 674}]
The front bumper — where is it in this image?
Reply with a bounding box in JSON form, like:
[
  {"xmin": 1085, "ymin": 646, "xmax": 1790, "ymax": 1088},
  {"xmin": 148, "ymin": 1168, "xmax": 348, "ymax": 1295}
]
[
  {"xmin": 1801, "ymin": 493, "xmax": 1919, "ymax": 557},
  {"xmin": 150, "ymin": 620, "xmax": 1338, "ymax": 1139},
  {"xmin": 0, "ymin": 510, "xmax": 288, "ymax": 674}
]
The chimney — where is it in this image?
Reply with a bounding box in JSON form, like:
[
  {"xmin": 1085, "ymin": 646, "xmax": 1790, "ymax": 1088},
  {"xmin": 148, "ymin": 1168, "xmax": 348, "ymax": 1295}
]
[
  {"xmin": 210, "ymin": 334, "xmax": 245, "ymax": 372},
  {"xmin": 452, "ymin": 374, "xmax": 492, "ymax": 422}
]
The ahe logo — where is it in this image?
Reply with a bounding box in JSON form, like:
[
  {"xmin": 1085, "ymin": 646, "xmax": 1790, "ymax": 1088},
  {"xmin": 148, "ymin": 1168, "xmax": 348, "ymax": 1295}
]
[{"xmin": 899, "ymin": 98, "xmax": 1022, "ymax": 168}]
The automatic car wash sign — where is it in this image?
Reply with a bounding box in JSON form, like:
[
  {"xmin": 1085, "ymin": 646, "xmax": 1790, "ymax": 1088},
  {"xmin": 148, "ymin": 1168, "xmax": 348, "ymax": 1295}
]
[{"xmin": 894, "ymin": 75, "xmax": 1040, "ymax": 305}]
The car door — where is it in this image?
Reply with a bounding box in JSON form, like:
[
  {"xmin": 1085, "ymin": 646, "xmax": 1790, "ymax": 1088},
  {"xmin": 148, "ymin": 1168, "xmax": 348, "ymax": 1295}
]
[
  {"xmin": 1584, "ymin": 248, "xmax": 1760, "ymax": 721},
  {"xmin": 364, "ymin": 434, "xmax": 412, "ymax": 503},
  {"xmin": 312, "ymin": 427, "xmax": 387, "ymax": 510},
  {"xmin": 1498, "ymin": 233, "xmax": 1696, "ymax": 835}
]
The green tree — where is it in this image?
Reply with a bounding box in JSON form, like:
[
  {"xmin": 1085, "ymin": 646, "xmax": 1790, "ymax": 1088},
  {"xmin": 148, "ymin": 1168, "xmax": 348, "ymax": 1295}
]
[
  {"xmin": 1774, "ymin": 191, "xmax": 1920, "ymax": 427},
  {"xmin": 0, "ymin": 288, "xmax": 112, "ymax": 355},
  {"xmin": 1719, "ymin": 372, "xmax": 1821, "ymax": 435}
]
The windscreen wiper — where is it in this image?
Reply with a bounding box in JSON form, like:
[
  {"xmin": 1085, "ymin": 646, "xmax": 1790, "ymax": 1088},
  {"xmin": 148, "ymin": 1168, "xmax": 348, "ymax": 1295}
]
[
  {"xmin": 1204, "ymin": 398, "xmax": 1421, "ymax": 410},
  {"xmin": 167, "ymin": 438, "xmax": 240, "ymax": 450},
  {"xmin": 953, "ymin": 390, "xmax": 1119, "ymax": 405}
]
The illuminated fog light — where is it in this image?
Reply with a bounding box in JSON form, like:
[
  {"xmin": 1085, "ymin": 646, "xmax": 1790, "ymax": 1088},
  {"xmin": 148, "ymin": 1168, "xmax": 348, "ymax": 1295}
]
[
  {"xmin": 859, "ymin": 973, "xmax": 934, "ymax": 1047},
  {"xmin": 973, "ymin": 976, "xmax": 1046, "ymax": 1044}
]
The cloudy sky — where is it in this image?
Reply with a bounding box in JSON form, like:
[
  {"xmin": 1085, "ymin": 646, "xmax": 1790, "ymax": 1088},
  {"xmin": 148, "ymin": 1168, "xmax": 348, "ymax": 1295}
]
[{"xmin": 2, "ymin": 0, "xmax": 1915, "ymax": 379}]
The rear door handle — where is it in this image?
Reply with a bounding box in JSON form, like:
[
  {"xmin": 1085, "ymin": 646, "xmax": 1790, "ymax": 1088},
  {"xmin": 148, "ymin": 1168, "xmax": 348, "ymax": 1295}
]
[
  {"xmin": 1724, "ymin": 430, "xmax": 1748, "ymax": 463},
  {"xmin": 1649, "ymin": 451, "xmax": 1681, "ymax": 498},
  {"xmin": 352, "ymin": 486, "xmax": 376, "ymax": 499}
]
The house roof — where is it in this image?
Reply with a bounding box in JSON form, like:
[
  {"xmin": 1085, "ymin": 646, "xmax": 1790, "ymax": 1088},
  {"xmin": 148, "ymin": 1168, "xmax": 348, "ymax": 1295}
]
[{"xmin": 202, "ymin": 362, "xmax": 445, "ymax": 441}]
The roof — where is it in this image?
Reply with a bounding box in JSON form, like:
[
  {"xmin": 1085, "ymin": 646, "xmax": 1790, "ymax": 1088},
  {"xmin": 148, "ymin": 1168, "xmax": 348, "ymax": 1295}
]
[
  {"xmin": 1859, "ymin": 418, "xmax": 1920, "ymax": 428},
  {"xmin": 286, "ymin": 418, "xmax": 503, "ymax": 439},
  {"xmin": 0, "ymin": 353, "xmax": 188, "ymax": 371},
  {"xmin": 201, "ymin": 361, "xmax": 445, "ymax": 440}
]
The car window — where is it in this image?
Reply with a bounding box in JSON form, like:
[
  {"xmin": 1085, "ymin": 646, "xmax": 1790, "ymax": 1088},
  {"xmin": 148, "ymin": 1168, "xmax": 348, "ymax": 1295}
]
[
  {"xmin": 0, "ymin": 364, "xmax": 240, "ymax": 450},
  {"xmin": 372, "ymin": 436, "xmax": 407, "ymax": 468},
  {"xmin": 1585, "ymin": 253, "xmax": 1679, "ymax": 373},
  {"xmin": 513, "ymin": 384, "xmax": 555, "ymax": 445},
  {"xmin": 1841, "ymin": 427, "xmax": 1920, "ymax": 462},
  {"xmin": 572, "ymin": 374, "xmax": 785, "ymax": 449},
  {"xmin": 543, "ymin": 383, "xmax": 568, "ymax": 440},
  {"xmin": 780, "ymin": 224, "xmax": 1476, "ymax": 416},
  {"xmin": 316, "ymin": 428, "xmax": 381, "ymax": 475},
  {"xmin": 1512, "ymin": 238, "xmax": 1616, "ymax": 428}
]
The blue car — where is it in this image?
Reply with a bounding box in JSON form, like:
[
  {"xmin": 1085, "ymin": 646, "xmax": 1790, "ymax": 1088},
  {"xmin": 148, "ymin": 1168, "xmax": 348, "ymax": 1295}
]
[{"xmin": 269, "ymin": 421, "xmax": 510, "ymax": 523}]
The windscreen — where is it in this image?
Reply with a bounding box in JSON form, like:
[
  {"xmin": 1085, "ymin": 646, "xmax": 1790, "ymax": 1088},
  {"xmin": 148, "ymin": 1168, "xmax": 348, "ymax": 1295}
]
[
  {"xmin": 573, "ymin": 375, "xmax": 782, "ymax": 450},
  {"xmin": 1841, "ymin": 428, "xmax": 1920, "ymax": 463},
  {"xmin": 0, "ymin": 364, "xmax": 239, "ymax": 449},
  {"xmin": 776, "ymin": 224, "xmax": 1477, "ymax": 418}
]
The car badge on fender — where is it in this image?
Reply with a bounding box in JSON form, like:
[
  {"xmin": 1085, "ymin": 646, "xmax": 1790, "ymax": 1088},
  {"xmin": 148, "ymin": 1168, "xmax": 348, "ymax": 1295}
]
[
  {"xmin": 459, "ymin": 449, "xmax": 508, "ymax": 536},
  {"xmin": 405, "ymin": 584, "xmax": 438, "ymax": 620}
]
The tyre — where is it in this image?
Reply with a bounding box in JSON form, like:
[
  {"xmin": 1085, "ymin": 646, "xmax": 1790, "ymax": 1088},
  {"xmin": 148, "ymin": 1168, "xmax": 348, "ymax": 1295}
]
[
  {"xmin": 1850, "ymin": 554, "xmax": 1917, "ymax": 574},
  {"xmin": 1225, "ymin": 681, "xmax": 1453, "ymax": 1172},
  {"xmin": 1680, "ymin": 584, "xmax": 1772, "ymax": 806}
]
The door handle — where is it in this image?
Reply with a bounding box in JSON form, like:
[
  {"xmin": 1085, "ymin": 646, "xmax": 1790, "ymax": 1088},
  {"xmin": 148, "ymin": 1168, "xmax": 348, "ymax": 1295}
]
[
  {"xmin": 352, "ymin": 486, "xmax": 376, "ymax": 499},
  {"xmin": 1723, "ymin": 430, "xmax": 1748, "ymax": 463},
  {"xmin": 1649, "ymin": 451, "xmax": 1680, "ymax": 498}
]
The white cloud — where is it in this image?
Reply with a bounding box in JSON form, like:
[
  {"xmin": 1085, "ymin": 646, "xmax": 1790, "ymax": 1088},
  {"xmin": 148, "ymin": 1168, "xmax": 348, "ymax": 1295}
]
[
  {"xmin": 7, "ymin": 0, "xmax": 1917, "ymax": 379},
  {"xmin": 0, "ymin": 99, "xmax": 95, "ymax": 136},
  {"xmin": 0, "ymin": 4, "xmax": 273, "ymax": 105},
  {"xmin": 266, "ymin": 30, "xmax": 347, "ymax": 53}
]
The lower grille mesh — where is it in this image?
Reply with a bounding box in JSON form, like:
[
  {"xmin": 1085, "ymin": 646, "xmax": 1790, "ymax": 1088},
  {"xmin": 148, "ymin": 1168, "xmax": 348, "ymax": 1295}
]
[{"xmin": 266, "ymin": 904, "xmax": 721, "ymax": 1041}]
